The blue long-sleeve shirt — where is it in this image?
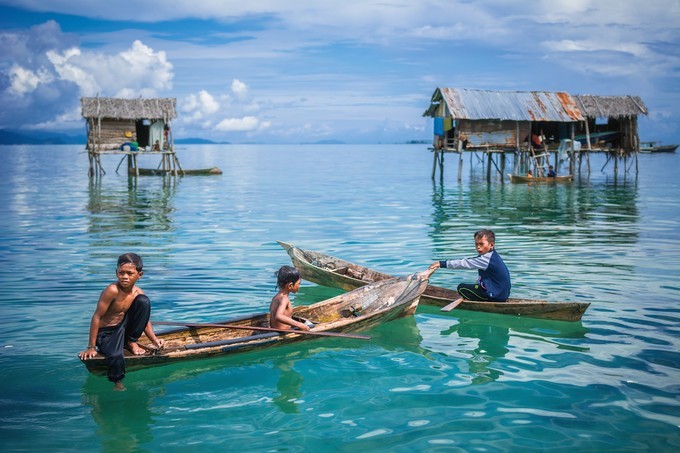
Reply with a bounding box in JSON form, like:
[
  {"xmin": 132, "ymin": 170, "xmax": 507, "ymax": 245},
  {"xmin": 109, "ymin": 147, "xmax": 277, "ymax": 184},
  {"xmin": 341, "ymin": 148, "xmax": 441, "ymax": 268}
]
[{"xmin": 439, "ymin": 249, "xmax": 511, "ymax": 301}]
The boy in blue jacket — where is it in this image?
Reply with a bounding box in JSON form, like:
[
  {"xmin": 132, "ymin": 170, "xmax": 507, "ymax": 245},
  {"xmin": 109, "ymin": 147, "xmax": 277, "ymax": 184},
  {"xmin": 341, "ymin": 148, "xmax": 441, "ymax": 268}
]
[{"xmin": 430, "ymin": 230, "xmax": 511, "ymax": 301}]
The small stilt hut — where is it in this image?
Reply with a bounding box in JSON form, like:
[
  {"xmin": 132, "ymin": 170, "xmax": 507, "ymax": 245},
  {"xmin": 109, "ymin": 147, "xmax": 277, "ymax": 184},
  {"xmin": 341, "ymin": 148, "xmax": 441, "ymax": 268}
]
[
  {"xmin": 572, "ymin": 95, "xmax": 648, "ymax": 173},
  {"xmin": 81, "ymin": 97, "xmax": 180, "ymax": 176}
]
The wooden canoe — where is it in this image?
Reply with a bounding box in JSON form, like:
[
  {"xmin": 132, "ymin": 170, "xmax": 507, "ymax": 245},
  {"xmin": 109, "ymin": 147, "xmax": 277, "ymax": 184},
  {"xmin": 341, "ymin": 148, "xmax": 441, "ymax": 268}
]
[
  {"xmin": 80, "ymin": 269, "xmax": 432, "ymax": 375},
  {"xmin": 278, "ymin": 241, "xmax": 590, "ymax": 322},
  {"xmin": 508, "ymin": 174, "xmax": 573, "ymax": 183},
  {"xmin": 129, "ymin": 167, "xmax": 223, "ymax": 176}
]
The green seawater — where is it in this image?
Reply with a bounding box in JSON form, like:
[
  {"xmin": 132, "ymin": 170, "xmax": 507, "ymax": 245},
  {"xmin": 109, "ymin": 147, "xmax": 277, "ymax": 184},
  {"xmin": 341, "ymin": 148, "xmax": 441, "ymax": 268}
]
[{"xmin": 0, "ymin": 144, "xmax": 678, "ymax": 451}]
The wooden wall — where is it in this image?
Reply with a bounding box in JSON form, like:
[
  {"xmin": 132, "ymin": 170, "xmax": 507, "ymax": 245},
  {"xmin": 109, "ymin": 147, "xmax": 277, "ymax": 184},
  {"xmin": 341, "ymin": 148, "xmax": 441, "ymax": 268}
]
[{"xmin": 86, "ymin": 118, "xmax": 136, "ymax": 151}]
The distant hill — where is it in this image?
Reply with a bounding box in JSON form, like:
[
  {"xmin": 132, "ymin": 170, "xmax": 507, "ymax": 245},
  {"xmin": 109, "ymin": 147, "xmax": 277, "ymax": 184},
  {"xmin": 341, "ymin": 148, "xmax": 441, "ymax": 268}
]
[
  {"xmin": 0, "ymin": 129, "xmax": 85, "ymax": 145},
  {"xmin": 174, "ymin": 138, "xmax": 230, "ymax": 145}
]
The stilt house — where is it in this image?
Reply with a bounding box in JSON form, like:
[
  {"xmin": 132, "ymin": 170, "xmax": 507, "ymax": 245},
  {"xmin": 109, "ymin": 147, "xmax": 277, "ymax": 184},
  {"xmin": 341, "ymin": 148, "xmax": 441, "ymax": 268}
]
[
  {"xmin": 81, "ymin": 97, "xmax": 176, "ymax": 152},
  {"xmin": 422, "ymin": 88, "xmax": 584, "ymax": 152}
]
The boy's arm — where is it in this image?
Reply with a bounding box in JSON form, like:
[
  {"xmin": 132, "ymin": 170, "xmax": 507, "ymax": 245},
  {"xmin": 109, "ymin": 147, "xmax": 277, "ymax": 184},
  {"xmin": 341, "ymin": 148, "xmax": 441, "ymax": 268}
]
[
  {"xmin": 78, "ymin": 285, "xmax": 115, "ymax": 359},
  {"xmin": 439, "ymin": 252, "xmax": 492, "ymax": 271},
  {"xmin": 144, "ymin": 322, "xmax": 165, "ymax": 348}
]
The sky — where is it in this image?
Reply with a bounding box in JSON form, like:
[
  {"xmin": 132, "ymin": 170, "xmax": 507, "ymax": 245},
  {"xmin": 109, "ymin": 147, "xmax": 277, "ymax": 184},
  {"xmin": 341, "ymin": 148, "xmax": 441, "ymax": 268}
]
[{"xmin": 0, "ymin": 0, "xmax": 678, "ymax": 144}]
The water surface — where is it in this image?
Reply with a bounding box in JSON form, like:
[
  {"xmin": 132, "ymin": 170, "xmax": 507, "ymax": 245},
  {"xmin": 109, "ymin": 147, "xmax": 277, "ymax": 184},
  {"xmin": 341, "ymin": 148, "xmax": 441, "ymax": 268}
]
[{"xmin": 0, "ymin": 144, "xmax": 678, "ymax": 451}]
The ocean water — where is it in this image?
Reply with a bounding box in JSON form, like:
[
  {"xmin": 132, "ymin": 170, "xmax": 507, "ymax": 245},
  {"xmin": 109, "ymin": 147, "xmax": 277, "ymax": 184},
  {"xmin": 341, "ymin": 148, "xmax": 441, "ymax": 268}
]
[{"xmin": 0, "ymin": 144, "xmax": 678, "ymax": 452}]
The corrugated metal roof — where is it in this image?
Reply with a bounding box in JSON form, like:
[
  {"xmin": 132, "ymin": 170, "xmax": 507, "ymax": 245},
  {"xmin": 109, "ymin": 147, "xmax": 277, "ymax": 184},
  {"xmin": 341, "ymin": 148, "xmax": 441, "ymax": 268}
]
[{"xmin": 425, "ymin": 88, "xmax": 584, "ymax": 122}]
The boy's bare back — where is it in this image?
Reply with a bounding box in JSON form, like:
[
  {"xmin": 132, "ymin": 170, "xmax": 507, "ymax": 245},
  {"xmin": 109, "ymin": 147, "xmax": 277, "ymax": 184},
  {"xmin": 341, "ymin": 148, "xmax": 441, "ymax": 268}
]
[{"xmin": 269, "ymin": 293, "xmax": 293, "ymax": 329}]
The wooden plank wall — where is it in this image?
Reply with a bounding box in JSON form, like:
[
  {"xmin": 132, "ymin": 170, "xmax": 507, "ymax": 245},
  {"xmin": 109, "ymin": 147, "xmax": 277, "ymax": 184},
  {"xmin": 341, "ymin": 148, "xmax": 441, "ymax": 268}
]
[{"xmin": 87, "ymin": 119, "xmax": 136, "ymax": 150}]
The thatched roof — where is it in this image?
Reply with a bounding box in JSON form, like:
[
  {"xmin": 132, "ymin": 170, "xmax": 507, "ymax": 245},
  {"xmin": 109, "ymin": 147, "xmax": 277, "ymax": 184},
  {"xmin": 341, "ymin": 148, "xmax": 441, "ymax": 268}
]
[
  {"xmin": 81, "ymin": 97, "xmax": 177, "ymax": 120},
  {"xmin": 573, "ymin": 95, "xmax": 648, "ymax": 118}
]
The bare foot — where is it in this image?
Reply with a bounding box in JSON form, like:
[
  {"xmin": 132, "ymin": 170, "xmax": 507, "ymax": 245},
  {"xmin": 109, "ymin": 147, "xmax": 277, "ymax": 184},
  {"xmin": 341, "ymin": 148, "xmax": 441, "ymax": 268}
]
[
  {"xmin": 113, "ymin": 381, "xmax": 126, "ymax": 391},
  {"xmin": 127, "ymin": 341, "xmax": 145, "ymax": 355}
]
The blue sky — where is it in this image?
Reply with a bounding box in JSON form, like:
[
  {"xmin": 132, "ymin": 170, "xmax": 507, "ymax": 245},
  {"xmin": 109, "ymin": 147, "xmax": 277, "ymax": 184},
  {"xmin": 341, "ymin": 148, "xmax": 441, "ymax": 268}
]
[{"xmin": 1, "ymin": 1, "xmax": 678, "ymax": 144}]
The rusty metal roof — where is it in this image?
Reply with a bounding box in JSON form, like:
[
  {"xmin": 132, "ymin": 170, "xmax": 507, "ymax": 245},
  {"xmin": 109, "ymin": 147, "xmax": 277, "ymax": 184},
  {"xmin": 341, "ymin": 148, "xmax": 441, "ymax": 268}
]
[{"xmin": 424, "ymin": 88, "xmax": 585, "ymax": 122}]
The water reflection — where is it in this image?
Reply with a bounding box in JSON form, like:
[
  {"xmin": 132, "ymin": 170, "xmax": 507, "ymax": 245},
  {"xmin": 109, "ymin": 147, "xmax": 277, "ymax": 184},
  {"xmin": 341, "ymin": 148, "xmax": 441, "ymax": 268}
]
[
  {"xmin": 87, "ymin": 175, "xmax": 178, "ymax": 235},
  {"xmin": 81, "ymin": 374, "xmax": 159, "ymax": 452},
  {"xmin": 272, "ymin": 355, "xmax": 305, "ymax": 414},
  {"xmin": 417, "ymin": 307, "xmax": 588, "ymax": 384},
  {"xmin": 431, "ymin": 179, "xmax": 640, "ymax": 241}
]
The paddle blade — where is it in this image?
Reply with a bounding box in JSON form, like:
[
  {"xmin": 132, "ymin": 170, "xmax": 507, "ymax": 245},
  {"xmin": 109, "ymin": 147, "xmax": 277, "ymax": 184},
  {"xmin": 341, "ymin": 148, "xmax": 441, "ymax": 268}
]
[{"xmin": 440, "ymin": 298, "xmax": 464, "ymax": 312}]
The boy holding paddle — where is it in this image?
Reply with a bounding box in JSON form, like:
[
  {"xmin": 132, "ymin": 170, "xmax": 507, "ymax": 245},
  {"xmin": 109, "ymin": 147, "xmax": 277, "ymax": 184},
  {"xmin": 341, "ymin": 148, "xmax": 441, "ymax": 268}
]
[
  {"xmin": 430, "ymin": 229, "xmax": 511, "ymax": 302},
  {"xmin": 78, "ymin": 253, "xmax": 164, "ymax": 390}
]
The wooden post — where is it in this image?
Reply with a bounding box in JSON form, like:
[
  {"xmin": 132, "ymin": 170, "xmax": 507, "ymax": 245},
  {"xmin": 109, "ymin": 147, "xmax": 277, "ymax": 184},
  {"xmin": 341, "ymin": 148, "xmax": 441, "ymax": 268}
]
[
  {"xmin": 569, "ymin": 124, "xmax": 575, "ymax": 175},
  {"xmin": 457, "ymin": 140, "xmax": 463, "ymax": 182},
  {"xmin": 431, "ymin": 149, "xmax": 438, "ymax": 180}
]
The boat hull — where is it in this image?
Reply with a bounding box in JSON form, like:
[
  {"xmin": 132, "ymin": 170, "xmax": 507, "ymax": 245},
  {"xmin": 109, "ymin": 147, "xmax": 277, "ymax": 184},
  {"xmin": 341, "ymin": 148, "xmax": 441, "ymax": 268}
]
[
  {"xmin": 508, "ymin": 174, "xmax": 573, "ymax": 183},
  {"xmin": 129, "ymin": 167, "xmax": 223, "ymax": 176},
  {"xmin": 81, "ymin": 270, "xmax": 431, "ymax": 374},
  {"xmin": 278, "ymin": 241, "xmax": 590, "ymax": 322}
]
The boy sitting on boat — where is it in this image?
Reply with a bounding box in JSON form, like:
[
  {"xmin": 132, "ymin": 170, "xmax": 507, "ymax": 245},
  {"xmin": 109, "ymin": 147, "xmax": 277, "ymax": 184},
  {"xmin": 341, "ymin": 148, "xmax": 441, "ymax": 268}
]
[
  {"xmin": 270, "ymin": 266, "xmax": 312, "ymax": 331},
  {"xmin": 430, "ymin": 229, "xmax": 511, "ymax": 302},
  {"xmin": 78, "ymin": 253, "xmax": 164, "ymax": 390}
]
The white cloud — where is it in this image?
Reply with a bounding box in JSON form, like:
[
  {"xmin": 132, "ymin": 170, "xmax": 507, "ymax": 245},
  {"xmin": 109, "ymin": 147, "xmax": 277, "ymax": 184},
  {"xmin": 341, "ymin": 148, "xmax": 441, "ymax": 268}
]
[
  {"xmin": 231, "ymin": 79, "xmax": 249, "ymax": 99},
  {"xmin": 182, "ymin": 90, "xmax": 220, "ymax": 120},
  {"xmin": 215, "ymin": 116, "xmax": 261, "ymax": 132},
  {"xmin": 8, "ymin": 64, "xmax": 53, "ymax": 95},
  {"xmin": 43, "ymin": 40, "xmax": 173, "ymax": 97}
]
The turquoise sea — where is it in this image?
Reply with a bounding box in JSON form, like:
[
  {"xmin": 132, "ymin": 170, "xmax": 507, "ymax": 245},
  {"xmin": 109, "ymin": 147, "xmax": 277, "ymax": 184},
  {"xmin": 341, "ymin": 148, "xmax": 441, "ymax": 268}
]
[{"xmin": 1, "ymin": 144, "xmax": 679, "ymax": 452}]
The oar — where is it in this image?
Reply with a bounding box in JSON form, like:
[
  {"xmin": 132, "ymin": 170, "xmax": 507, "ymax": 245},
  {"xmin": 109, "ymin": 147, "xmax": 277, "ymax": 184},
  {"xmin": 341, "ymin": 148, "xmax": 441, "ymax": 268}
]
[
  {"xmin": 440, "ymin": 297, "xmax": 464, "ymax": 312},
  {"xmin": 153, "ymin": 321, "xmax": 371, "ymax": 340}
]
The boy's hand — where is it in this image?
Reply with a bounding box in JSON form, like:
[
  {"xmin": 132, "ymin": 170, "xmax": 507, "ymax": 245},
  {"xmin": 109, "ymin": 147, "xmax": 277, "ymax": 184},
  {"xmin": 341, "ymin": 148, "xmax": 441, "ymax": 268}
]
[
  {"xmin": 78, "ymin": 348, "xmax": 97, "ymax": 360},
  {"xmin": 429, "ymin": 261, "xmax": 441, "ymax": 270}
]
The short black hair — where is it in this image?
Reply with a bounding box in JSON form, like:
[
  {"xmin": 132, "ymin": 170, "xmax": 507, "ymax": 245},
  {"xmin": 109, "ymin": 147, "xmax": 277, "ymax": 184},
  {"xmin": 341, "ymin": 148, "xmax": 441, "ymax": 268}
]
[
  {"xmin": 118, "ymin": 253, "xmax": 143, "ymax": 272},
  {"xmin": 276, "ymin": 265, "xmax": 300, "ymax": 288},
  {"xmin": 474, "ymin": 229, "xmax": 495, "ymax": 244}
]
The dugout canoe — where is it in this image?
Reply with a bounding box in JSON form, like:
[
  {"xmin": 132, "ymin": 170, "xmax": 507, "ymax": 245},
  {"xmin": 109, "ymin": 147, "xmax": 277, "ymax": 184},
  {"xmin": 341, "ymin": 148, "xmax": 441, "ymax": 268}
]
[
  {"xmin": 278, "ymin": 241, "xmax": 590, "ymax": 322},
  {"xmin": 508, "ymin": 174, "xmax": 573, "ymax": 183},
  {"xmin": 80, "ymin": 269, "xmax": 432, "ymax": 375},
  {"xmin": 129, "ymin": 166, "xmax": 223, "ymax": 176}
]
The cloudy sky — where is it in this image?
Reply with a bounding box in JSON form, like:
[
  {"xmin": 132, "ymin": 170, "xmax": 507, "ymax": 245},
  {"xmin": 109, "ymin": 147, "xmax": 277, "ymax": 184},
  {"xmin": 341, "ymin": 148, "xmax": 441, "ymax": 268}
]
[{"xmin": 1, "ymin": 1, "xmax": 678, "ymax": 144}]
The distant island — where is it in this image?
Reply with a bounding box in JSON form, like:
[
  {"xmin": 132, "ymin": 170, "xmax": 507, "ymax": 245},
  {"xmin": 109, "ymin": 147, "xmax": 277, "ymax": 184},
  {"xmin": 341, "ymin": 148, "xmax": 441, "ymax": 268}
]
[
  {"xmin": 0, "ymin": 129, "xmax": 85, "ymax": 145},
  {"xmin": 0, "ymin": 129, "xmax": 429, "ymax": 146}
]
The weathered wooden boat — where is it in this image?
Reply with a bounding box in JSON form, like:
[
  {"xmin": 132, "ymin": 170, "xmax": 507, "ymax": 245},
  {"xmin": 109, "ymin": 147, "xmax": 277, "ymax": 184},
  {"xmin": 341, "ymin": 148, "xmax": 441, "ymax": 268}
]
[
  {"xmin": 129, "ymin": 167, "xmax": 223, "ymax": 176},
  {"xmin": 639, "ymin": 142, "xmax": 678, "ymax": 154},
  {"xmin": 278, "ymin": 241, "xmax": 590, "ymax": 322},
  {"xmin": 80, "ymin": 269, "xmax": 433, "ymax": 375},
  {"xmin": 508, "ymin": 174, "xmax": 573, "ymax": 183}
]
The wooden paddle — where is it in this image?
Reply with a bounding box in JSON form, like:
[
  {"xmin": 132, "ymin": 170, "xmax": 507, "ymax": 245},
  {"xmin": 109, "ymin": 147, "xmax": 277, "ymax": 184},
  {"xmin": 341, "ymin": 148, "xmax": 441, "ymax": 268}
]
[
  {"xmin": 153, "ymin": 321, "xmax": 371, "ymax": 340},
  {"xmin": 440, "ymin": 297, "xmax": 464, "ymax": 312}
]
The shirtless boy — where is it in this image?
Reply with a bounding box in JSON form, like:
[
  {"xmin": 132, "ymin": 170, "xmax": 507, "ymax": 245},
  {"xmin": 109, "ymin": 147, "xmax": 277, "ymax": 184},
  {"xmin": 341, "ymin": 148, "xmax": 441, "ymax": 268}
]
[
  {"xmin": 78, "ymin": 253, "xmax": 164, "ymax": 389},
  {"xmin": 269, "ymin": 266, "xmax": 311, "ymax": 331}
]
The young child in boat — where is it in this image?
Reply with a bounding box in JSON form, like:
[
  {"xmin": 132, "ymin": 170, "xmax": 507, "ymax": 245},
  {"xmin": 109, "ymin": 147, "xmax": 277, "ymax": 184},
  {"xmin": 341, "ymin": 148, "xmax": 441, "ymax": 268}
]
[
  {"xmin": 269, "ymin": 266, "xmax": 311, "ymax": 331},
  {"xmin": 429, "ymin": 229, "xmax": 511, "ymax": 302},
  {"xmin": 78, "ymin": 253, "xmax": 164, "ymax": 390}
]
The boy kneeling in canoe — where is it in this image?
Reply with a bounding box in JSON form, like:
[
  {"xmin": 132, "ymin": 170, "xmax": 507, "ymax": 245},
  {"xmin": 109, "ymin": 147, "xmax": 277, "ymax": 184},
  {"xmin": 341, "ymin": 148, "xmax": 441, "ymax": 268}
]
[
  {"xmin": 430, "ymin": 229, "xmax": 511, "ymax": 302},
  {"xmin": 78, "ymin": 253, "xmax": 164, "ymax": 390}
]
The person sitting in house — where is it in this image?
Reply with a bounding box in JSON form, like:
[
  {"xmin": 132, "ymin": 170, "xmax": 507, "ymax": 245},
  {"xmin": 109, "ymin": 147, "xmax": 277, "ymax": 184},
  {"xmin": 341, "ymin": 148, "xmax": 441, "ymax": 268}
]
[
  {"xmin": 531, "ymin": 133, "xmax": 543, "ymax": 149},
  {"xmin": 152, "ymin": 140, "xmax": 160, "ymax": 151}
]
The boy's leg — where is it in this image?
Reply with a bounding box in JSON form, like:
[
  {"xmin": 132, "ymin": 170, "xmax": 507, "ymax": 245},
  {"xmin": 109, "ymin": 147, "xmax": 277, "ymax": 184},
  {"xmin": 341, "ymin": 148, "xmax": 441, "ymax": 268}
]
[
  {"xmin": 457, "ymin": 283, "xmax": 490, "ymax": 301},
  {"xmin": 96, "ymin": 324, "xmax": 126, "ymax": 383},
  {"xmin": 124, "ymin": 294, "xmax": 151, "ymax": 353}
]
